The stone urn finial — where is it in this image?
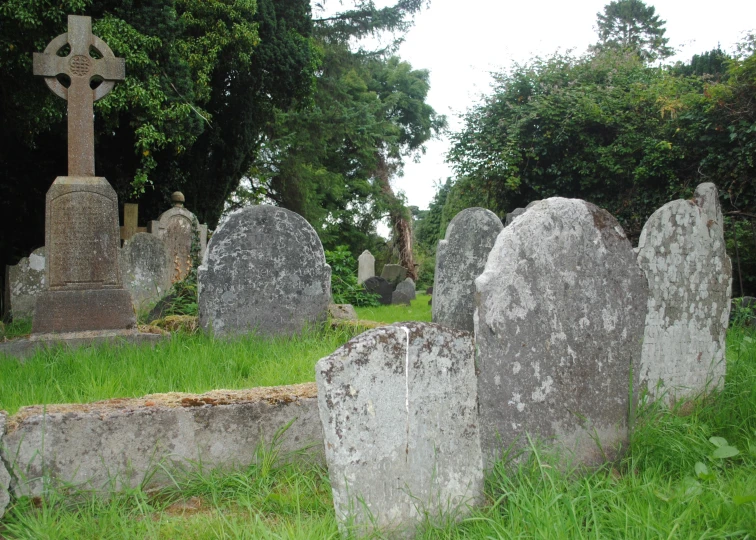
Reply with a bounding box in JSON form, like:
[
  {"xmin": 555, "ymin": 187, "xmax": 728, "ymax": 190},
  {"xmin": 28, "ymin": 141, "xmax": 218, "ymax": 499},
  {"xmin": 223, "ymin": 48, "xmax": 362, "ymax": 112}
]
[{"xmin": 171, "ymin": 191, "xmax": 185, "ymax": 208}]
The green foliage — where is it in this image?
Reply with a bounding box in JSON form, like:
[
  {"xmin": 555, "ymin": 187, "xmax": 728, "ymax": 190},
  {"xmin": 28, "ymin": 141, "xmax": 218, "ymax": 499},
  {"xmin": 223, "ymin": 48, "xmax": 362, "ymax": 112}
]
[
  {"xmin": 324, "ymin": 245, "xmax": 380, "ymax": 307},
  {"xmin": 354, "ymin": 293, "xmax": 431, "ymax": 324},
  {"xmin": 593, "ymin": 0, "xmax": 673, "ymax": 62}
]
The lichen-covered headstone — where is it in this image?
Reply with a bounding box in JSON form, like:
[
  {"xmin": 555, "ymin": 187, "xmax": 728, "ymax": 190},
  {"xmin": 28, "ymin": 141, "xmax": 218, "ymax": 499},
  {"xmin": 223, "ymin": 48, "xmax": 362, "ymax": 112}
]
[
  {"xmin": 119, "ymin": 233, "xmax": 172, "ymax": 313},
  {"xmin": 636, "ymin": 183, "xmax": 732, "ymax": 403},
  {"xmin": 475, "ymin": 198, "xmax": 648, "ymax": 466},
  {"xmin": 316, "ymin": 322, "xmax": 483, "ymax": 537},
  {"xmin": 151, "ymin": 192, "xmax": 207, "ymax": 283},
  {"xmin": 433, "ymin": 207, "xmax": 503, "ymax": 332},
  {"xmin": 363, "ymin": 276, "xmax": 393, "ymax": 305},
  {"xmin": 0, "ymin": 411, "xmax": 10, "ymax": 519},
  {"xmin": 3, "ymin": 247, "xmax": 45, "ymax": 321},
  {"xmin": 198, "ymin": 205, "xmax": 331, "ymax": 337},
  {"xmin": 380, "ymin": 264, "xmax": 407, "ymax": 287},
  {"xmin": 357, "ymin": 250, "xmax": 375, "ymax": 285}
]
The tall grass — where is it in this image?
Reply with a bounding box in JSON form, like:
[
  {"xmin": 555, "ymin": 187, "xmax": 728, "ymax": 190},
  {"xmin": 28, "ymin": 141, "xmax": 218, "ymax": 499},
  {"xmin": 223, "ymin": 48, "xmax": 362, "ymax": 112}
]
[{"xmin": 354, "ymin": 293, "xmax": 432, "ymax": 324}]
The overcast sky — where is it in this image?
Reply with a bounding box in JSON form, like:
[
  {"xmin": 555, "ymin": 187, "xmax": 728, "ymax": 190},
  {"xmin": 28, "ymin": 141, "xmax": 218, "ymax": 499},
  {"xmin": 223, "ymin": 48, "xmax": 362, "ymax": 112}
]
[{"xmin": 380, "ymin": 0, "xmax": 756, "ymax": 210}]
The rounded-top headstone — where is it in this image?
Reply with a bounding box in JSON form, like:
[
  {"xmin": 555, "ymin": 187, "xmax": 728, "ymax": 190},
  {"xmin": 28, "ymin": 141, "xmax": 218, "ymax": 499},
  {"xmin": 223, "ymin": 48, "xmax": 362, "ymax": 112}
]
[
  {"xmin": 433, "ymin": 207, "xmax": 503, "ymax": 332},
  {"xmin": 475, "ymin": 198, "xmax": 648, "ymax": 466},
  {"xmin": 357, "ymin": 250, "xmax": 375, "ymax": 285},
  {"xmin": 119, "ymin": 233, "xmax": 172, "ymax": 313},
  {"xmin": 363, "ymin": 276, "xmax": 393, "ymax": 305},
  {"xmin": 198, "ymin": 205, "xmax": 331, "ymax": 336},
  {"xmin": 636, "ymin": 182, "xmax": 731, "ymax": 403}
]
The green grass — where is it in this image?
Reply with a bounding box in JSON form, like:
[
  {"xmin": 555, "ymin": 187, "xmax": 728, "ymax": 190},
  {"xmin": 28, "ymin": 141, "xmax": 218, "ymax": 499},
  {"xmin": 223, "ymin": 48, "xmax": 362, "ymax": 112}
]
[{"xmin": 354, "ymin": 293, "xmax": 432, "ymax": 323}]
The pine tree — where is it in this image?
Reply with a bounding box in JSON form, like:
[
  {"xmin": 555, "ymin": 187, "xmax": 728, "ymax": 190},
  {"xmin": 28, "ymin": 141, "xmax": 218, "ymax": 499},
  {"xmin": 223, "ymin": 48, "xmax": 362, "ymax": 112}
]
[{"xmin": 594, "ymin": 0, "xmax": 674, "ymax": 62}]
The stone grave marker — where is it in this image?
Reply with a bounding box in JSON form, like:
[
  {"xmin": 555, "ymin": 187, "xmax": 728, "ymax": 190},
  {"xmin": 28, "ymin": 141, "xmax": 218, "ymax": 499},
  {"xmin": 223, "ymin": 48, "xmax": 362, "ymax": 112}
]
[
  {"xmin": 119, "ymin": 233, "xmax": 173, "ymax": 313},
  {"xmin": 636, "ymin": 183, "xmax": 732, "ymax": 403},
  {"xmin": 393, "ymin": 277, "xmax": 416, "ymax": 304},
  {"xmin": 120, "ymin": 203, "xmax": 147, "ymax": 243},
  {"xmin": 316, "ymin": 322, "xmax": 483, "ymax": 537},
  {"xmin": 357, "ymin": 250, "xmax": 375, "ymax": 285},
  {"xmin": 505, "ymin": 208, "xmax": 526, "ymax": 226},
  {"xmin": 380, "ymin": 264, "xmax": 407, "ymax": 287},
  {"xmin": 328, "ymin": 304, "xmax": 357, "ymax": 321},
  {"xmin": 475, "ymin": 198, "xmax": 648, "ymax": 466},
  {"xmin": 151, "ymin": 192, "xmax": 208, "ymax": 283},
  {"xmin": 3, "ymin": 247, "xmax": 46, "ymax": 321},
  {"xmin": 31, "ymin": 15, "xmax": 135, "ymax": 334},
  {"xmin": 0, "ymin": 411, "xmax": 10, "ymax": 519},
  {"xmin": 433, "ymin": 207, "xmax": 503, "ymax": 332},
  {"xmin": 391, "ymin": 290, "xmax": 412, "ymax": 305},
  {"xmin": 363, "ymin": 276, "xmax": 393, "ymax": 305},
  {"xmin": 198, "ymin": 205, "xmax": 331, "ymax": 336}
]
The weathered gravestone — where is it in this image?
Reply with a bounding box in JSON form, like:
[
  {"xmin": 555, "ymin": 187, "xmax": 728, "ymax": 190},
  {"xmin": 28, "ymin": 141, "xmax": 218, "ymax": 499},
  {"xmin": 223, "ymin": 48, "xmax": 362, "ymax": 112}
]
[
  {"xmin": 636, "ymin": 183, "xmax": 732, "ymax": 403},
  {"xmin": 395, "ymin": 277, "xmax": 416, "ymax": 301},
  {"xmin": 198, "ymin": 205, "xmax": 331, "ymax": 336},
  {"xmin": 119, "ymin": 203, "xmax": 147, "ymax": 243},
  {"xmin": 505, "ymin": 208, "xmax": 526, "ymax": 226},
  {"xmin": 475, "ymin": 198, "xmax": 648, "ymax": 466},
  {"xmin": 3, "ymin": 247, "xmax": 45, "ymax": 321},
  {"xmin": 31, "ymin": 15, "xmax": 135, "ymax": 334},
  {"xmin": 381, "ymin": 264, "xmax": 407, "ymax": 287},
  {"xmin": 433, "ymin": 207, "xmax": 503, "ymax": 332},
  {"xmin": 328, "ymin": 304, "xmax": 358, "ymax": 321},
  {"xmin": 391, "ymin": 290, "xmax": 412, "ymax": 305},
  {"xmin": 357, "ymin": 250, "xmax": 375, "ymax": 285},
  {"xmin": 316, "ymin": 322, "xmax": 483, "ymax": 537},
  {"xmin": 363, "ymin": 276, "xmax": 393, "ymax": 305},
  {"xmin": 119, "ymin": 233, "xmax": 173, "ymax": 313},
  {"xmin": 0, "ymin": 411, "xmax": 10, "ymax": 519},
  {"xmin": 151, "ymin": 192, "xmax": 208, "ymax": 283}
]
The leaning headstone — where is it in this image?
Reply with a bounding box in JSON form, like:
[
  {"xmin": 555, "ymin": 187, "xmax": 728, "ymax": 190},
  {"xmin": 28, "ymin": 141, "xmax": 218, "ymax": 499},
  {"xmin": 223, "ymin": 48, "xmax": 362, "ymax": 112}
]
[
  {"xmin": 119, "ymin": 233, "xmax": 173, "ymax": 313},
  {"xmin": 0, "ymin": 411, "xmax": 10, "ymax": 519},
  {"xmin": 3, "ymin": 247, "xmax": 46, "ymax": 321},
  {"xmin": 476, "ymin": 198, "xmax": 648, "ymax": 466},
  {"xmin": 357, "ymin": 250, "xmax": 375, "ymax": 285},
  {"xmin": 433, "ymin": 207, "xmax": 503, "ymax": 332},
  {"xmin": 316, "ymin": 322, "xmax": 483, "ymax": 537},
  {"xmin": 198, "ymin": 205, "xmax": 331, "ymax": 337},
  {"xmin": 363, "ymin": 276, "xmax": 393, "ymax": 305},
  {"xmin": 636, "ymin": 183, "xmax": 732, "ymax": 403},
  {"xmin": 380, "ymin": 264, "xmax": 407, "ymax": 287},
  {"xmin": 151, "ymin": 192, "xmax": 208, "ymax": 283}
]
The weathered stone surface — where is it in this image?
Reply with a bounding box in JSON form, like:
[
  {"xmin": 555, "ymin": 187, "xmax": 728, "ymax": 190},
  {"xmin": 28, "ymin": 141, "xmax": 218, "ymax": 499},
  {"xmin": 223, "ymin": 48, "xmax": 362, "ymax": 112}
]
[
  {"xmin": 395, "ymin": 277, "xmax": 416, "ymax": 301},
  {"xmin": 636, "ymin": 183, "xmax": 732, "ymax": 403},
  {"xmin": 120, "ymin": 233, "xmax": 172, "ymax": 313},
  {"xmin": 2, "ymin": 384, "xmax": 323, "ymax": 497},
  {"xmin": 316, "ymin": 323, "xmax": 483, "ymax": 537},
  {"xmin": 3, "ymin": 247, "xmax": 45, "ymax": 321},
  {"xmin": 198, "ymin": 206, "xmax": 331, "ymax": 337},
  {"xmin": 0, "ymin": 411, "xmax": 10, "ymax": 519},
  {"xmin": 391, "ymin": 290, "xmax": 412, "ymax": 305},
  {"xmin": 380, "ymin": 264, "xmax": 407, "ymax": 287},
  {"xmin": 505, "ymin": 208, "xmax": 526, "ymax": 226},
  {"xmin": 151, "ymin": 193, "xmax": 207, "ymax": 283},
  {"xmin": 328, "ymin": 304, "xmax": 358, "ymax": 321},
  {"xmin": 475, "ymin": 198, "xmax": 648, "ymax": 466},
  {"xmin": 363, "ymin": 276, "xmax": 393, "ymax": 305},
  {"xmin": 357, "ymin": 250, "xmax": 375, "ymax": 285},
  {"xmin": 433, "ymin": 207, "xmax": 503, "ymax": 332},
  {"xmin": 0, "ymin": 331, "xmax": 164, "ymax": 361}
]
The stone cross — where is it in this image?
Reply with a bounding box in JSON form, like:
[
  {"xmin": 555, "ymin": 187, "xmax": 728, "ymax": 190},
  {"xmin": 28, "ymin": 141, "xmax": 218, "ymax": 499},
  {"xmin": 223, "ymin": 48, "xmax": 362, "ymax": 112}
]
[
  {"xmin": 120, "ymin": 203, "xmax": 147, "ymax": 243},
  {"xmin": 33, "ymin": 15, "xmax": 125, "ymax": 177}
]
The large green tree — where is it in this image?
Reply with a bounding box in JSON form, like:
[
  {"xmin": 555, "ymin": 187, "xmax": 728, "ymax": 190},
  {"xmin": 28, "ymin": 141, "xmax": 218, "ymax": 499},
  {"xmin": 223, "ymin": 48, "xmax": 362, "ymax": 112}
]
[{"xmin": 593, "ymin": 0, "xmax": 673, "ymax": 62}]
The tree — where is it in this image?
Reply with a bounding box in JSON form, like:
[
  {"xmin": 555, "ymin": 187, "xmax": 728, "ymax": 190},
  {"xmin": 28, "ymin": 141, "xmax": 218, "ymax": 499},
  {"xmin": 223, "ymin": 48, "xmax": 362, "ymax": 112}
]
[{"xmin": 593, "ymin": 0, "xmax": 673, "ymax": 62}]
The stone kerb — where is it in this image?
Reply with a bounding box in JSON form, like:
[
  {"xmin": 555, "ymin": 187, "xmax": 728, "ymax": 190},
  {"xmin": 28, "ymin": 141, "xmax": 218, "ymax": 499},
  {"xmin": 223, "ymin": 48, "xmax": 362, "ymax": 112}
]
[
  {"xmin": 636, "ymin": 182, "xmax": 732, "ymax": 403},
  {"xmin": 3, "ymin": 247, "xmax": 45, "ymax": 321},
  {"xmin": 1, "ymin": 384, "xmax": 323, "ymax": 499},
  {"xmin": 198, "ymin": 205, "xmax": 331, "ymax": 337},
  {"xmin": 316, "ymin": 322, "xmax": 483, "ymax": 537},
  {"xmin": 119, "ymin": 233, "xmax": 173, "ymax": 313},
  {"xmin": 475, "ymin": 198, "xmax": 648, "ymax": 467},
  {"xmin": 433, "ymin": 207, "xmax": 503, "ymax": 332}
]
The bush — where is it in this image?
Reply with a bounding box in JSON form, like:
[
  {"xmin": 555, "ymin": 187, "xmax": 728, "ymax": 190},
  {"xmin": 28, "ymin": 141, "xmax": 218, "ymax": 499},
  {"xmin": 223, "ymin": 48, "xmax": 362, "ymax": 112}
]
[{"xmin": 325, "ymin": 246, "xmax": 380, "ymax": 307}]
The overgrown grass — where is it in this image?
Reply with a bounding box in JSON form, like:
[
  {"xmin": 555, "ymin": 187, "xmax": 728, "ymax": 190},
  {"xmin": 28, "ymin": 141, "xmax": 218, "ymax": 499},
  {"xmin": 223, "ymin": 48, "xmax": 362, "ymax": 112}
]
[{"xmin": 354, "ymin": 293, "xmax": 432, "ymax": 324}]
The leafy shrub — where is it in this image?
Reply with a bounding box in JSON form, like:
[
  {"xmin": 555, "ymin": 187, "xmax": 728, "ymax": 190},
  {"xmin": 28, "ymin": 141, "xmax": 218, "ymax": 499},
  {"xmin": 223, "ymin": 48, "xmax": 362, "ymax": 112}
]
[{"xmin": 325, "ymin": 246, "xmax": 380, "ymax": 307}]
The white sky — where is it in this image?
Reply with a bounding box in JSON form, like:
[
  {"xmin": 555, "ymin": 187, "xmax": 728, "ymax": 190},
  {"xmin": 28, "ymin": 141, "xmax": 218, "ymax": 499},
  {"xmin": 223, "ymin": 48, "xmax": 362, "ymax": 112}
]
[{"xmin": 381, "ymin": 0, "xmax": 756, "ymax": 210}]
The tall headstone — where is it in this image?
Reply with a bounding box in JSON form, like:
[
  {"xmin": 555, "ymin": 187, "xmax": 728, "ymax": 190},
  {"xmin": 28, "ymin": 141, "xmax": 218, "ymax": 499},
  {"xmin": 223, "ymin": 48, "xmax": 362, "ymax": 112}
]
[
  {"xmin": 31, "ymin": 15, "xmax": 135, "ymax": 334},
  {"xmin": 150, "ymin": 192, "xmax": 208, "ymax": 283},
  {"xmin": 636, "ymin": 183, "xmax": 732, "ymax": 403},
  {"xmin": 380, "ymin": 264, "xmax": 407, "ymax": 287},
  {"xmin": 433, "ymin": 207, "xmax": 503, "ymax": 332},
  {"xmin": 475, "ymin": 198, "xmax": 648, "ymax": 466},
  {"xmin": 316, "ymin": 322, "xmax": 483, "ymax": 537},
  {"xmin": 198, "ymin": 205, "xmax": 331, "ymax": 336},
  {"xmin": 357, "ymin": 250, "xmax": 375, "ymax": 285},
  {"xmin": 119, "ymin": 233, "xmax": 173, "ymax": 313},
  {"xmin": 3, "ymin": 247, "xmax": 46, "ymax": 321}
]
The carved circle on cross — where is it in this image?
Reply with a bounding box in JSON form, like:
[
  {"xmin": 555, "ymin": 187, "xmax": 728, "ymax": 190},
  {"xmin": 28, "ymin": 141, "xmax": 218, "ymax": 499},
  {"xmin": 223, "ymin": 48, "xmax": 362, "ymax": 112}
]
[{"xmin": 39, "ymin": 32, "xmax": 119, "ymax": 102}]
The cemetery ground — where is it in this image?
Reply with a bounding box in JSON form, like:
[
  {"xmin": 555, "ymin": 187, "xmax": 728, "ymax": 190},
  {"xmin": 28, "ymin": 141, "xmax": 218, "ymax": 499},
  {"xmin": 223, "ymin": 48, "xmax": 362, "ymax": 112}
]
[{"xmin": 0, "ymin": 302, "xmax": 754, "ymax": 537}]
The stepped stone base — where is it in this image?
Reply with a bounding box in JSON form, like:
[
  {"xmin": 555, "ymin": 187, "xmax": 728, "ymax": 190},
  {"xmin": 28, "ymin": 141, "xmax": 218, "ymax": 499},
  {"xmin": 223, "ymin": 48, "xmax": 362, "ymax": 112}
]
[{"xmin": 32, "ymin": 288, "xmax": 135, "ymax": 334}]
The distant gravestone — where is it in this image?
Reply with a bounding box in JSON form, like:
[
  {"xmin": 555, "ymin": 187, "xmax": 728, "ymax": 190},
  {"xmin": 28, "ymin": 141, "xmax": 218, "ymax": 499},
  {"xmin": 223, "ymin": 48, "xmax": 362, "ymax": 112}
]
[
  {"xmin": 357, "ymin": 250, "xmax": 375, "ymax": 285},
  {"xmin": 505, "ymin": 207, "xmax": 526, "ymax": 226},
  {"xmin": 475, "ymin": 198, "xmax": 648, "ymax": 466},
  {"xmin": 198, "ymin": 205, "xmax": 331, "ymax": 336},
  {"xmin": 328, "ymin": 304, "xmax": 357, "ymax": 321},
  {"xmin": 316, "ymin": 322, "xmax": 483, "ymax": 537},
  {"xmin": 3, "ymin": 247, "xmax": 46, "ymax": 321},
  {"xmin": 151, "ymin": 192, "xmax": 208, "ymax": 283},
  {"xmin": 363, "ymin": 276, "xmax": 393, "ymax": 305},
  {"xmin": 391, "ymin": 290, "xmax": 412, "ymax": 305},
  {"xmin": 0, "ymin": 411, "xmax": 10, "ymax": 519},
  {"xmin": 394, "ymin": 277, "xmax": 416, "ymax": 301},
  {"xmin": 380, "ymin": 264, "xmax": 407, "ymax": 287},
  {"xmin": 636, "ymin": 183, "xmax": 732, "ymax": 403},
  {"xmin": 433, "ymin": 208, "xmax": 503, "ymax": 332},
  {"xmin": 119, "ymin": 233, "xmax": 173, "ymax": 313}
]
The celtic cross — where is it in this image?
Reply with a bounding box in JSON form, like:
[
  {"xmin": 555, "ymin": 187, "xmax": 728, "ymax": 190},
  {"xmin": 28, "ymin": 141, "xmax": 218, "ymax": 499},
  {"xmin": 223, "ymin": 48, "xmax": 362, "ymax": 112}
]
[{"xmin": 33, "ymin": 15, "xmax": 125, "ymax": 177}]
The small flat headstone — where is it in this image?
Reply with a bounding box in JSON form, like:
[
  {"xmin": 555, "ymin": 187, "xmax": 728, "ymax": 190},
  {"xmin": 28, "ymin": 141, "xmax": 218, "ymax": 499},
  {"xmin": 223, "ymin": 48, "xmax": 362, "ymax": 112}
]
[
  {"xmin": 316, "ymin": 322, "xmax": 483, "ymax": 537},
  {"xmin": 380, "ymin": 264, "xmax": 407, "ymax": 287},
  {"xmin": 328, "ymin": 304, "xmax": 357, "ymax": 321},
  {"xmin": 120, "ymin": 233, "xmax": 172, "ymax": 313},
  {"xmin": 475, "ymin": 198, "xmax": 648, "ymax": 466},
  {"xmin": 433, "ymin": 207, "xmax": 503, "ymax": 332},
  {"xmin": 391, "ymin": 290, "xmax": 412, "ymax": 305},
  {"xmin": 357, "ymin": 250, "xmax": 375, "ymax": 285},
  {"xmin": 636, "ymin": 183, "xmax": 732, "ymax": 403},
  {"xmin": 198, "ymin": 205, "xmax": 331, "ymax": 337},
  {"xmin": 3, "ymin": 247, "xmax": 45, "ymax": 321},
  {"xmin": 0, "ymin": 411, "xmax": 10, "ymax": 519},
  {"xmin": 394, "ymin": 277, "xmax": 416, "ymax": 301},
  {"xmin": 363, "ymin": 276, "xmax": 393, "ymax": 305}
]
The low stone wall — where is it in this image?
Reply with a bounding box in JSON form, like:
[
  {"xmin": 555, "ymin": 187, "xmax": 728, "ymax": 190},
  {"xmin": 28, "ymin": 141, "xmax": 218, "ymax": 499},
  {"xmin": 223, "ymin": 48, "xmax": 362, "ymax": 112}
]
[{"xmin": 0, "ymin": 383, "xmax": 323, "ymax": 506}]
